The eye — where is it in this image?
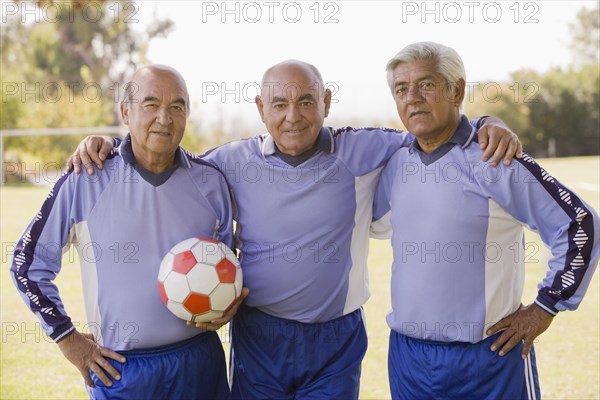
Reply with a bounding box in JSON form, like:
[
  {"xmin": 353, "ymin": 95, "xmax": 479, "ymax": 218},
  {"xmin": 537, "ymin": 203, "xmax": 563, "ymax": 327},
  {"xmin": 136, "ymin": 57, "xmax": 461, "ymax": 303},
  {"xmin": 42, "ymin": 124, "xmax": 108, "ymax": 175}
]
[
  {"xmin": 172, "ymin": 104, "xmax": 185, "ymax": 112},
  {"xmin": 143, "ymin": 103, "xmax": 158, "ymax": 109},
  {"xmin": 299, "ymin": 100, "xmax": 313, "ymax": 107},
  {"xmin": 273, "ymin": 103, "xmax": 286, "ymax": 110},
  {"xmin": 395, "ymin": 86, "xmax": 408, "ymax": 96},
  {"xmin": 419, "ymin": 81, "xmax": 436, "ymax": 91}
]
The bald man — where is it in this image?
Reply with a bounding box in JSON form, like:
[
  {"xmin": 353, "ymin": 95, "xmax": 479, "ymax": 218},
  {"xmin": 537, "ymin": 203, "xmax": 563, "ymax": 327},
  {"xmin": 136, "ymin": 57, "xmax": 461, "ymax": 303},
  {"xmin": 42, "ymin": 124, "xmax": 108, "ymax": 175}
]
[
  {"xmin": 11, "ymin": 65, "xmax": 235, "ymax": 399},
  {"xmin": 70, "ymin": 60, "xmax": 521, "ymax": 398}
]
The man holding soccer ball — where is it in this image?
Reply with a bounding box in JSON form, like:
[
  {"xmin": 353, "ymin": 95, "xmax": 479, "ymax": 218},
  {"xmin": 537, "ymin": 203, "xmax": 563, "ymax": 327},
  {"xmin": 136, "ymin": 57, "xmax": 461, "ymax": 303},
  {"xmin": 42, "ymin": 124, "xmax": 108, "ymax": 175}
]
[
  {"xmin": 11, "ymin": 65, "xmax": 244, "ymax": 399},
  {"xmin": 70, "ymin": 61, "xmax": 522, "ymax": 398}
]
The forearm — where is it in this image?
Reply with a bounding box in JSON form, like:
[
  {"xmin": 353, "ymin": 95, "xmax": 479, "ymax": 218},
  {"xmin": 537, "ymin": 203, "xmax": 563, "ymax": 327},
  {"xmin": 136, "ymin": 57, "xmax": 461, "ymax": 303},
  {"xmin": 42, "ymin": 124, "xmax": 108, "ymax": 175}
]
[{"xmin": 11, "ymin": 175, "xmax": 78, "ymax": 340}]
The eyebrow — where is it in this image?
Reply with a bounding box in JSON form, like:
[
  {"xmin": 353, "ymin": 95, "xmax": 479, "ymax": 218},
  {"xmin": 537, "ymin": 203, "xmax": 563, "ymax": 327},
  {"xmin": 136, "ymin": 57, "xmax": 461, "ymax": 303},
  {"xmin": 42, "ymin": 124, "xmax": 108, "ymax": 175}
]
[
  {"xmin": 394, "ymin": 74, "xmax": 438, "ymax": 87},
  {"xmin": 141, "ymin": 96, "xmax": 187, "ymax": 107},
  {"xmin": 171, "ymin": 97, "xmax": 187, "ymax": 107},
  {"xmin": 297, "ymin": 93, "xmax": 316, "ymax": 102},
  {"xmin": 271, "ymin": 93, "xmax": 316, "ymax": 103},
  {"xmin": 142, "ymin": 96, "xmax": 160, "ymax": 103}
]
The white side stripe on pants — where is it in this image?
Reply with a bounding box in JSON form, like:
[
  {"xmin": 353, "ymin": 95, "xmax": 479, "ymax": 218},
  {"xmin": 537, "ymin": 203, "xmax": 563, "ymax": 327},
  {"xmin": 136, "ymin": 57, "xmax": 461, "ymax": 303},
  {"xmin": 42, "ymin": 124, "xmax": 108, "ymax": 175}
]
[{"xmin": 524, "ymin": 352, "xmax": 537, "ymax": 400}]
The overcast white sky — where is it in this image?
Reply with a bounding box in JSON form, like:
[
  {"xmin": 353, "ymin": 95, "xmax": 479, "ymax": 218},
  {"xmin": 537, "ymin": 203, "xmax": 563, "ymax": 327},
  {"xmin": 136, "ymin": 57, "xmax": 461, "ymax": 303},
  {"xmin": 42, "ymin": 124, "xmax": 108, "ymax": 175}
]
[{"xmin": 135, "ymin": 0, "xmax": 593, "ymax": 134}]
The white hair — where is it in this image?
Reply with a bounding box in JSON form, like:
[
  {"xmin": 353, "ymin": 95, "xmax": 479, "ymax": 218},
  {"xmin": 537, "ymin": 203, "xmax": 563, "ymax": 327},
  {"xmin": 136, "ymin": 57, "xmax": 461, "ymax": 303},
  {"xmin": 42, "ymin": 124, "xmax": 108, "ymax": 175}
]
[{"xmin": 386, "ymin": 41, "xmax": 466, "ymax": 91}]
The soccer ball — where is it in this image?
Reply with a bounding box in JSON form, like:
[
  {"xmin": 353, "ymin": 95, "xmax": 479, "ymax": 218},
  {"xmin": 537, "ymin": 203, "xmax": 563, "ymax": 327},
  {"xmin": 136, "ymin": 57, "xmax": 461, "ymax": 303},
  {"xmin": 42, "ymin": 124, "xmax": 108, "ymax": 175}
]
[{"xmin": 157, "ymin": 237, "xmax": 243, "ymax": 323}]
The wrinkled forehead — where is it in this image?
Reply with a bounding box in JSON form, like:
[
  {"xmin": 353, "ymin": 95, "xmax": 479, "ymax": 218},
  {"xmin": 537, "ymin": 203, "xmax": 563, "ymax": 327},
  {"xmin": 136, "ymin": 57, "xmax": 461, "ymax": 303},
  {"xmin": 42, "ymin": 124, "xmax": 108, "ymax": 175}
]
[
  {"xmin": 261, "ymin": 66, "xmax": 323, "ymax": 101},
  {"xmin": 392, "ymin": 60, "xmax": 442, "ymax": 84},
  {"xmin": 132, "ymin": 68, "xmax": 189, "ymax": 100}
]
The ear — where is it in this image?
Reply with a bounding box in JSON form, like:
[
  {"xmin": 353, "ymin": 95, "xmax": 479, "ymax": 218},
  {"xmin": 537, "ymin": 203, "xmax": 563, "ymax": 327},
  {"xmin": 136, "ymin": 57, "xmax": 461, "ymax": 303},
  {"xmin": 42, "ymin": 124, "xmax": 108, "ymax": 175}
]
[
  {"xmin": 120, "ymin": 101, "xmax": 129, "ymax": 124},
  {"xmin": 255, "ymin": 95, "xmax": 266, "ymax": 122},
  {"xmin": 453, "ymin": 79, "xmax": 466, "ymax": 107},
  {"xmin": 323, "ymin": 88, "xmax": 332, "ymax": 118}
]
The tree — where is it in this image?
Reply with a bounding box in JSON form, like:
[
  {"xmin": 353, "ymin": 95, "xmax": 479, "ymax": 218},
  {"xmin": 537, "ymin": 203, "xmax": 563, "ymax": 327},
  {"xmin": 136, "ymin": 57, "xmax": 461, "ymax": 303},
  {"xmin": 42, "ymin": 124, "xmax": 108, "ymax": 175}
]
[
  {"xmin": 524, "ymin": 65, "xmax": 599, "ymax": 156},
  {"xmin": 1, "ymin": 0, "xmax": 174, "ymax": 168},
  {"xmin": 569, "ymin": 7, "xmax": 600, "ymax": 67},
  {"xmin": 466, "ymin": 6, "xmax": 600, "ymax": 157}
]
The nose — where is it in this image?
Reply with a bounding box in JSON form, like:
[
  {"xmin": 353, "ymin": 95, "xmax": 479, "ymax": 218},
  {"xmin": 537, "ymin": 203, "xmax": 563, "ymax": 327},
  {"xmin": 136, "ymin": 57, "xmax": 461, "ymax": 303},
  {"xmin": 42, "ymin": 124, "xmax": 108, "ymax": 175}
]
[
  {"xmin": 285, "ymin": 103, "xmax": 301, "ymax": 123},
  {"xmin": 404, "ymin": 84, "xmax": 423, "ymax": 105},
  {"xmin": 155, "ymin": 106, "xmax": 173, "ymax": 125},
  {"xmin": 406, "ymin": 83, "xmax": 423, "ymax": 101}
]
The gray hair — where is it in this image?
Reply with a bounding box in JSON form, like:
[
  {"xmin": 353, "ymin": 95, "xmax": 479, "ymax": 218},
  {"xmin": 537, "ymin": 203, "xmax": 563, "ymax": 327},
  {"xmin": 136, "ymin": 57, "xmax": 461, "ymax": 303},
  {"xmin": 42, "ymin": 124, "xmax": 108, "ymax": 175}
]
[{"xmin": 386, "ymin": 41, "xmax": 466, "ymax": 91}]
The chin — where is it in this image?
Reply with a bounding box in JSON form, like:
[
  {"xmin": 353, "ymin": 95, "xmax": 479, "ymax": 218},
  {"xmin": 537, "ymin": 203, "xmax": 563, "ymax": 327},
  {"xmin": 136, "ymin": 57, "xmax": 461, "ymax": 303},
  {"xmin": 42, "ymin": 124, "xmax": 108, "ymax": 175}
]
[{"xmin": 408, "ymin": 124, "xmax": 432, "ymax": 135}]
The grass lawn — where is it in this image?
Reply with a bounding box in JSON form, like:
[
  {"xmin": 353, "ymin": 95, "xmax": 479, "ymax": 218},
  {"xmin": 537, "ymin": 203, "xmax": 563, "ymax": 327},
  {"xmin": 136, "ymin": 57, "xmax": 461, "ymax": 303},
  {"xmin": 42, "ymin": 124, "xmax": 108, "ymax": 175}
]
[{"xmin": 1, "ymin": 156, "xmax": 598, "ymax": 399}]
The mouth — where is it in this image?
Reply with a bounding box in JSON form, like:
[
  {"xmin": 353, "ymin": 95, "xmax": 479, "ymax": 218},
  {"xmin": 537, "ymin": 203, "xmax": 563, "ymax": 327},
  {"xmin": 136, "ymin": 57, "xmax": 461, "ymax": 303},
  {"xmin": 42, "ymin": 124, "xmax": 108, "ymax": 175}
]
[
  {"xmin": 283, "ymin": 127, "xmax": 308, "ymax": 135},
  {"xmin": 409, "ymin": 111, "xmax": 429, "ymax": 118},
  {"xmin": 150, "ymin": 131, "xmax": 172, "ymax": 136}
]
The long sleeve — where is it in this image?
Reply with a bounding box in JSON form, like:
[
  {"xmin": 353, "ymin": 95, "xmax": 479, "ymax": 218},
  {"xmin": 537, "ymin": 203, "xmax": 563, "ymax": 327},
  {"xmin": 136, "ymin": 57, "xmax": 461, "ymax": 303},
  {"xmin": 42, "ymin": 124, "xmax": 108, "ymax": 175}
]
[
  {"xmin": 478, "ymin": 153, "xmax": 599, "ymax": 314},
  {"xmin": 11, "ymin": 172, "xmax": 78, "ymax": 342}
]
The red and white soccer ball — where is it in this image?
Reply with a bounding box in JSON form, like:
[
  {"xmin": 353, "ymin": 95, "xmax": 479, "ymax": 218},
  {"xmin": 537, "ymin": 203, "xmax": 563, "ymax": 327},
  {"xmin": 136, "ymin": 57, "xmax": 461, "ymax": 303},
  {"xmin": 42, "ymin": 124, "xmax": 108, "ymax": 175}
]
[{"xmin": 157, "ymin": 237, "xmax": 243, "ymax": 323}]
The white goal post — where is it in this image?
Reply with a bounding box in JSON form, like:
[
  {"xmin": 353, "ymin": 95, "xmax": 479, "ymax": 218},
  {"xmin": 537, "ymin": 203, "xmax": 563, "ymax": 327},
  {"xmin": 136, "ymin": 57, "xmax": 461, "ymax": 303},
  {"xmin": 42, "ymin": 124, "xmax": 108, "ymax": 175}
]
[{"xmin": 0, "ymin": 126, "xmax": 126, "ymax": 185}]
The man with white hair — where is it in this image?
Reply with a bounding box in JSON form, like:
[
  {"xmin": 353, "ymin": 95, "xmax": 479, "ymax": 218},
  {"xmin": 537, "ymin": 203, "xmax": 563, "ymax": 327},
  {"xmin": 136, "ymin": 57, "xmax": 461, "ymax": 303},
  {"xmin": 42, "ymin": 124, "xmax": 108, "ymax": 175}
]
[
  {"xmin": 69, "ymin": 59, "xmax": 522, "ymax": 399},
  {"xmin": 373, "ymin": 42, "xmax": 599, "ymax": 399}
]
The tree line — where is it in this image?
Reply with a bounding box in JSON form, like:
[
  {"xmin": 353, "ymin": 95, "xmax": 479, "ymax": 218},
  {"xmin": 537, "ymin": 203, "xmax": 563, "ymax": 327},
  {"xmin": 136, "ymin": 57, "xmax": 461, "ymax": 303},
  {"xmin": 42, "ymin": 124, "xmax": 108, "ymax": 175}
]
[
  {"xmin": 1, "ymin": 1, "xmax": 598, "ymax": 178},
  {"xmin": 465, "ymin": 7, "xmax": 599, "ymax": 157}
]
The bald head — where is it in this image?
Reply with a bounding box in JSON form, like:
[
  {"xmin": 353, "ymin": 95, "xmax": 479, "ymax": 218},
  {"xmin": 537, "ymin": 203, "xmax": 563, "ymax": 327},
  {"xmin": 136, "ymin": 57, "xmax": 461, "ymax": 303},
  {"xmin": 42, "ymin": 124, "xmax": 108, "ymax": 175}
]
[
  {"xmin": 124, "ymin": 64, "xmax": 190, "ymax": 116},
  {"xmin": 255, "ymin": 59, "xmax": 332, "ymax": 156},
  {"xmin": 120, "ymin": 64, "xmax": 190, "ymax": 173},
  {"xmin": 261, "ymin": 60, "xmax": 324, "ymax": 96}
]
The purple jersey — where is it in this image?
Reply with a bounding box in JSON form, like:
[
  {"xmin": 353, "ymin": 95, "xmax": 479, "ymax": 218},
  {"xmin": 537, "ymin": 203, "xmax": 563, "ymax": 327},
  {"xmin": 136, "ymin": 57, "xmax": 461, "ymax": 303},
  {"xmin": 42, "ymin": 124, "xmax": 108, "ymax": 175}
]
[
  {"xmin": 373, "ymin": 116, "xmax": 599, "ymax": 342},
  {"xmin": 11, "ymin": 136, "xmax": 233, "ymax": 350},
  {"xmin": 203, "ymin": 126, "xmax": 412, "ymax": 322}
]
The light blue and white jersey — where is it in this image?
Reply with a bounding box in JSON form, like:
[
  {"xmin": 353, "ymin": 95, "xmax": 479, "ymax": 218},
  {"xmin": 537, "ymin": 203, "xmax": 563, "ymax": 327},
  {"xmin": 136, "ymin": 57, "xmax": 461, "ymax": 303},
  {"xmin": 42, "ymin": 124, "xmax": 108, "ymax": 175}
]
[
  {"xmin": 372, "ymin": 115, "xmax": 599, "ymax": 343},
  {"xmin": 204, "ymin": 127, "xmax": 412, "ymax": 323},
  {"xmin": 11, "ymin": 136, "xmax": 233, "ymax": 350}
]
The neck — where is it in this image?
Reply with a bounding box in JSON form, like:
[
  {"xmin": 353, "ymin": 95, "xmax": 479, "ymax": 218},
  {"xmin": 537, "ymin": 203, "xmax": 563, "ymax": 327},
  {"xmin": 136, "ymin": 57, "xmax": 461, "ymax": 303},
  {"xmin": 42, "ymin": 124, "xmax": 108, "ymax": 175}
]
[
  {"xmin": 132, "ymin": 148, "xmax": 176, "ymax": 173},
  {"xmin": 275, "ymin": 141, "xmax": 317, "ymax": 157},
  {"xmin": 416, "ymin": 117, "xmax": 461, "ymax": 154}
]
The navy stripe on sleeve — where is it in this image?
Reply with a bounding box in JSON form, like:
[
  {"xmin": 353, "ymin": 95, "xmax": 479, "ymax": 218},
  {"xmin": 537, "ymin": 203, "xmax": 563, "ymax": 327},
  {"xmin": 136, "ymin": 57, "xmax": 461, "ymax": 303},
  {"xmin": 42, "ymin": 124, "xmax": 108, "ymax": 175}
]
[
  {"xmin": 516, "ymin": 154, "xmax": 595, "ymax": 311},
  {"xmin": 11, "ymin": 171, "xmax": 74, "ymax": 340}
]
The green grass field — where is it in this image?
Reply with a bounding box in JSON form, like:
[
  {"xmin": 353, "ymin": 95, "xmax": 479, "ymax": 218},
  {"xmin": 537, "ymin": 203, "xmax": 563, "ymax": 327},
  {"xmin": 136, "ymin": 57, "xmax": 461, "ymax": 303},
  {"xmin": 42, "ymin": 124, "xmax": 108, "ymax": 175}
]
[{"xmin": 1, "ymin": 157, "xmax": 599, "ymax": 399}]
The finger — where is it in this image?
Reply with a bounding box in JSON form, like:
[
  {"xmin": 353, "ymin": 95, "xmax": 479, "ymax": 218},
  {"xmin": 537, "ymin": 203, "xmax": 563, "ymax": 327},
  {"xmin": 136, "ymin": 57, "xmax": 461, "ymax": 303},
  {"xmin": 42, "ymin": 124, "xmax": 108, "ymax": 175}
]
[
  {"xmin": 189, "ymin": 288, "xmax": 250, "ymax": 330},
  {"xmin": 219, "ymin": 292, "xmax": 248, "ymax": 322},
  {"xmin": 82, "ymin": 332, "xmax": 95, "ymax": 341},
  {"xmin": 197, "ymin": 323, "xmax": 222, "ymax": 331},
  {"xmin": 228, "ymin": 288, "xmax": 250, "ymax": 313},
  {"xmin": 522, "ymin": 340, "xmax": 534, "ymax": 359},
  {"xmin": 488, "ymin": 135, "xmax": 509, "ymax": 167},
  {"xmin": 516, "ymin": 138, "xmax": 524, "ymax": 158},
  {"xmin": 100, "ymin": 347, "xmax": 126, "ymax": 364},
  {"xmin": 65, "ymin": 156, "xmax": 74, "ymax": 173},
  {"xmin": 81, "ymin": 369, "xmax": 95, "ymax": 388},
  {"xmin": 503, "ymin": 137, "xmax": 519, "ymax": 166},
  {"xmin": 191, "ymin": 320, "xmax": 223, "ymax": 331},
  {"xmin": 86, "ymin": 139, "xmax": 105, "ymax": 169},
  {"xmin": 481, "ymin": 129, "xmax": 501, "ymax": 162},
  {"xmin": 77, "ymin": 367, "xmax": 96, "ymax": 387},
  {"xmin": 89, "ymin": 363, "xmax": 114, "ymax": 387},
  {"xmin": 96, "ymin": 354, "xmax": 122, "ymax": 381},
  {"xmin": 99, "ymin": 139, "xmax": 113, "ymax": 162},
  {"xmin": 490, "ymin": 328, "xmax": 513, "ymax": 352},
  {"xmin": 238, "ymin": 287, "xmax": 250, "ymax": 301},
  {"xmin": 498, "ymin": 333, "xmax": 523, "ymax": 356},
  {"xmin": 208, "ymin": 315, "xmax": 228, "ymax": 325},
  {"xmin": 479, "ymin": 127, "xmax": 489, "ymax": 151},
  {"xmin": 71, "ymin": 154, "xmax": 82, "ymax": 175},
  {"xmin": 78, "ymin": 144, "xmax": 96, "ymax": 176},
  {"xmin": 486, "ymin": 316, "xmax": 510, "ymax": 336}
]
